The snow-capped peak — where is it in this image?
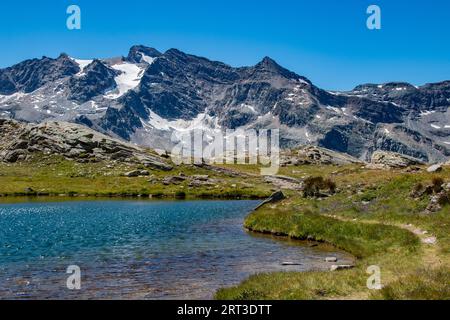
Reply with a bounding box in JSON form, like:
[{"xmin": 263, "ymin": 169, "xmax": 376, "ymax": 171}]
[
  {"xmin": 70, "ymin": 58, "xmax": 94, "ymax": 76},
  {"xmin": 105, "ymin": 62, "xmax": 146, "ymax": 99},
  {"xmin": 139, "ymin": 52, "xmax": 157, "ymax": 65}
]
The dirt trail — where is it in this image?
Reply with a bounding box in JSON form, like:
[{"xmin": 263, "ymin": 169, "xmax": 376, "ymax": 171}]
[
  {"xmin": 323, "ymin": 214, "xmax": 442, "ymax": 270},
  {"xmin": 323, "ymin": 214, "xmax": 435, "ymax": 243}
]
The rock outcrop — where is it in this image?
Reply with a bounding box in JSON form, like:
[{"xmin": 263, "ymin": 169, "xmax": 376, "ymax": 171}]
[
  {"xmin": 427, "ymin": 164, "xmax": 443, "ymax": 173},
  {"xmin": 0, "ymin": 119, "xmax": 172, "ymax": 170},
  {"xmin": 254, "ymin": 191, "xmax": 286, "ymax": 210},
  {"xmin": 282, "ymin": 146, "xmax": 363, "ymax": 166},
  {"xmin": 369, "ymin": 151, "xmax": 424, "ymax": 169}
]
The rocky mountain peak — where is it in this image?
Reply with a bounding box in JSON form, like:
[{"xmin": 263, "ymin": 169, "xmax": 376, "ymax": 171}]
[
  {"xmin": 67, "ymin": 59, "xmax": 119, "ymax": 103},
  {"xmin": 127, "ymin": 45, "xmax": 162, "ymax": 63},
  {"xmin": 256, "ymin": 56, "xmax": 280, "ymax": 69},
  {"xmin": 1, "ymin": 45, "xmax": 449, "ymax": 164},
  {"xmin": 250, "ymin": 56, "xmax": 309, "ymax": 82},
  {"xmin": 0, "ymin": 55, "xmax": 80, "ymax": 95}
]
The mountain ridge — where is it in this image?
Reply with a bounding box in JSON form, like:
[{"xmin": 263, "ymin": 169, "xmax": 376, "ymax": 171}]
[{"xmin": 1, "ymin": 45, "xmax": 449, "ymax": 163}]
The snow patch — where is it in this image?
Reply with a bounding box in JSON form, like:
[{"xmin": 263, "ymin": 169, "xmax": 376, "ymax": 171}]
[
  {"xmin": 0, "ymin": 92, "xmax": 27, "ymax": 103},
  {"xmin": 139, "ymin": 53, "xmax": 157, "ymax": 65},
  {"xmin": 241, "ymin": 103, "xmax": 256, "ymax": 113},
  {"xmin": 147, "ymin": 111, "xmax": 221, "ymax": 135},
  {"xmin": 431, "ymin": 124, "xmax": 441, "ymax": 129},
  {"xmin": 106, "ymin": 62, "xmax": 145, "ymax": 99},
  {"xmin": 71, "ymin": 58, "xmax": 93, "ymax": 76},
  {"xmin": 420, "ymin": 110, "xmax": 436, "ymax": 116},
  {"xmin": 326, "ymin": 106, "xmax": 341, "ymax": 114}
]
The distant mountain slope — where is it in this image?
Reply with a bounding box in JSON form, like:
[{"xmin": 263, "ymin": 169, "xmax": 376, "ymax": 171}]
[{"xmin": 0, "ymin": 45, "xmax": 449, "ymax": 163}]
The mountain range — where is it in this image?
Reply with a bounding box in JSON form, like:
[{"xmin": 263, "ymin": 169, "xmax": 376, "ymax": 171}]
[{"xmin": 1, "ymin": 45, "xmax": 449, "ymax": 163}]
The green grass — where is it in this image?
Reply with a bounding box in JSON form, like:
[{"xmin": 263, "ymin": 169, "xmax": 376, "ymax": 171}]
[
  {"xmin": 1, "ymin": 154, "xmax": 448, "ymax": 299},
  {"xmin": 244, "ymin": 209, "xmax": 419, "ymax": 259},
  {"xmin": 216, "ymin": 165, "xmax": 450, "ymax": 300},
  {"xmin": 372, "ymin": 268, "xmax": 450, "ymax": 300},
  {"xmin": 0, "ymin": 154, "xmax": 273, "ymax": 200}
]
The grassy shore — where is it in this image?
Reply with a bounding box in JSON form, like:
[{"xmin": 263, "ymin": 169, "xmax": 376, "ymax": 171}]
[
  {"xmin": 216, "ymin": 165, "xmax": 450, "ymax": 300},
  {"xmin": 0, "ymin": 154, "xmax": 272, "ymax": 200},
  {"xmin": 1, "ymin": 154, "xmax": 448, "ymax": 299}
]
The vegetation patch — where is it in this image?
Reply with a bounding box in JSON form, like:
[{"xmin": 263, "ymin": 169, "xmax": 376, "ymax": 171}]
[{"xmin": 216, "ymin": 165, "xmax": 450, "ymax": 300}]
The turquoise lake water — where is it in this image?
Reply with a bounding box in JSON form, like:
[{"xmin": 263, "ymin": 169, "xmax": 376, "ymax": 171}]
[{"xmin": 0, "ymin": 200, "xmax": 352, "ymax": 299}]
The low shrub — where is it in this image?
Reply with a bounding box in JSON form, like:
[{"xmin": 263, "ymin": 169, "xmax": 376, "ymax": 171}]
[
  {"xmin": 431, "ymin": 177, "xmax": 444, "ymax": 193},
  {"xmin": 303, "ymin": 176, "xmax": 336, "ymax": 198}
]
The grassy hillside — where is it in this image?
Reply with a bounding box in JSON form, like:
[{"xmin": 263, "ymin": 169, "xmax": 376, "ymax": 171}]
[
  {"xmin": 0, "ymin": 154, "xmax": 272, "ymax": 199},
  {"xmin": 1, "ymin": 153, "xmax": 448, "ymax": 299},
  {"xmin": 216, "ymin": 164, "xmax": 450, "ymax": 300}
]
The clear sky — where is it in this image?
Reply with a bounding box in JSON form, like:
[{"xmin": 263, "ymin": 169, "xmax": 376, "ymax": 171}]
[{"xmin": 0, "ymin": 0, "xmax": 449, "ymax": 90}]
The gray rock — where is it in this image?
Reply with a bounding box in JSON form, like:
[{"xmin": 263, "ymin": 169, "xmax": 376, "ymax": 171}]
[
  {"xmin": 369, "ymin": 151, "xmax": 424, "ymax": 169},
  {"xmin": 282, "ymin": 146, "xmax": 363, "ymax": 166},
  {"xmin": 124, "ymin": 170, "xmax": 141, "ymax": 177},
  {"xmin": 425, "ymin": 191, "xmax": 449, "ymax": 213},
  {"xmin": 192, "ymin": 175, "xmax": 209, "ymax": 181},
  {"xmin": 67, "ymin": 60, "xmax": 119, "ymax": 103},
  {"xmin": 325, "ymin": 257, "xmax": 338, "ymax": 263},
  {"xmin": 254, "ymin": 191, "xmax": 285, "ymax": 210},
  {"xmin": 330, "ymin": 265, "xmax": 354, "ymax": 271},
  {"xmin": 124, "ymin": 170, "xmax": 150, "ymax": 177},
  {"xmin": 3, "ymin": 149, "xmax": 26, "ymax": 162},
  {"xmin": 427, "ymin": 164, "xmax": 443, "ymax": 173},
  {"xmin": 423, "ymin": 237, "xmax": 437, "ymax": 245},
  {"xmin": 163, "ymin": 176, "xmax": 186, "ymax": 185},
  {"xmin": 281, "ymin": 262, "xmax": 302, "ymax": 266},
  {"xmin": 263, "ymin": 176, "xmax": 303, "ymax": 191},
  {"xmin": 0, "ymin": 119, "xmax": 172, "ymax": 170}
]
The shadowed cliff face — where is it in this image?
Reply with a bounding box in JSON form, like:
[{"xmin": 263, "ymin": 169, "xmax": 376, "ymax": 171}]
[{"xmin": 0, "ymin": 45, "xmax": 449, "ymax": 163}]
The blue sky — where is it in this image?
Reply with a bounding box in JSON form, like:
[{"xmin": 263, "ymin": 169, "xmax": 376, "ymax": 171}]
[{"xmin": 0, "ymin": 0, "xmax": 449, "ymax": 90}]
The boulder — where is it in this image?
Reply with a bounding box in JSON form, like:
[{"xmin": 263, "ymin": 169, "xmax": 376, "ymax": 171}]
[
  {"xmin": 124, "ymin": 170, "xmax": 151, "ymax": 177},
  {"xmin": 427, "ymin": 164, "xmax": 443, "ymax": 173},
  {"xmin": 369, "ymin": 151, "xmax": 424, "ymax": 169},
  {"xmin": 330, "ymin": 265, "xmax": 354, "ymax": 271},
  {"xmin": 281, "ymin": 146, "xmax": 363, "ymax": 166},
  {"xmin": 124, "ymin": 170, "xmax": 142, "ymax": 178},
  {"xmin": 163, "ymin": 176, "xmax": 187, "ymax": 185},
  {"xmin": 423, "ymin": 237, "xmax": 437, "ymax": 245},
  {"xmin": 192, "ymin": 175, "xmax": 209, "ymax": 181},
  {"xmin": 281, "ymin": 262, "xmax": 302, "ymax": 266},
  {"xmin": 254, "ymin": 191, "xmax": 285, "ymax": 210}
]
